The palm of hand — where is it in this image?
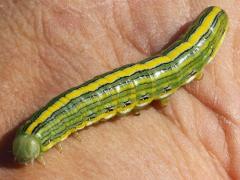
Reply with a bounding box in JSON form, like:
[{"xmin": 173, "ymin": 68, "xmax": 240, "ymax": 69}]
[{"xmin": 0, "ymin": 1, "xmax": 239, "ymax": 179}]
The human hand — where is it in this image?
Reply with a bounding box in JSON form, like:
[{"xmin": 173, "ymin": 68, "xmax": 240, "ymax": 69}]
[{"xmin": 0, "ymin": 1, "xmax": 239, "ymax": 179}]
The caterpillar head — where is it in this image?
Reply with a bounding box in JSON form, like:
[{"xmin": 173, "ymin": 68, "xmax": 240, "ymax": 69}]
[{"xmin": 12, "ymin": 133, "xmax": 40, "ymax": 163}]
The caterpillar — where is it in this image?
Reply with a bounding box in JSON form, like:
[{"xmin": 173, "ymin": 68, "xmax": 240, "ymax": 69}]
[{"xmin": 12, "ymin": 6, "xmax": 228, "ymax": 163}]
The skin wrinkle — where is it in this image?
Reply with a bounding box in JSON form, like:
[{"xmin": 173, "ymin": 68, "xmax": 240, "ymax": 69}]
[
  {"xmin": 39, "ymin": 38, "xmax": 83, "ymax": 81},
  {"xmin": 89, "ymin": 12, "xmax": 115, "ymax": 70},
  {"xmin": 215, "ymin": 20, "xmax": 235, "ymax": 79},
  {"xmin": 37, "ymin": 9, "xmax": 86, "ymax": 84},
  {"xmin": 126, "ymin": 126, "xmax": 159, "ymax": 177},
  {"xmin": 79, "ymin": 123, "xmax": 119, "ymax": 178},
  {"xmin": 112, "ymin": 0, "xmax": 132, "ymax": 52},
  {"xmin": 210, "ymin": 153, "xmax": 230, "ymax": 180},
  {"xmin": 96, "ymin": 3, "xmax": 123, "ymax": 68},
  {"xmin": 35, "ymin": 6, "xmax": 58, "ymax": 46},
  {"xmin": 142, "ymin": 109, "xmax": 189, "ymax": 179},
  {"xmin": 4, "ymin": 21, "xmax": 23, "ymax": 58},
  {"xmin": 133, "ymin": 1, "xmax": 154, "ymax": 54},
  {"xmin": 122, "ymin": 112, "xmax": 174, "ymax": 175},
  {"xmin": 53, "ymin": 47, "xmax": 82, "ymax": 81},
  {"xmin": 127, "ymin": 0, "xmax": 151, "ymax": 55},
  {"xmin": 167, "ymin": 117, "xmax": 219, "ymax": 179},
  {"xmin": 199, "ymin": 111, "xmax": 229, "ymax": 170},
  {"xmin": 13, "ymin": 2, "xmax": 33, "ymax": 31},
  {"xmin": 191, "ymin": 97, "xmax": 202, "ymax": 141},
  {"xmin": 185, "ymin": 75, "xmax": 240, "ymax": 127},
  {"xmin": 114, "ymin": 0, "xmax": 150, "ymax": 57},
  {"xmin": 47, "ymin": 5, "xmax": 91, "ymax": 55},
  {"xmin": 136, "ymin": 116, "xmax": 184, "ymax": 179},
  {"xmin": 163, "ymin": 111, "xmax": 204, "ymax": 178},
  {"xmin": 40, "ymin": 10, "xmax": 59, "ymax": 54},
  {"xmin": 149, "ymin": 2, "xmax": 164, "ymax": 53},
  {"xmin": 37, "ymin": 51, "xmax": 63, "ymax": 85},
  {"xmin": 193, "ymin": 115, "xmax": 229, "ymax": 178},
  {"xmin": 204, "ymin": 91, "xmax": 230, "ymax": 166},
  {"xmin": 220, "ymin": 123, "xmax": 231, "ymax": 172},
  {"xmin": 45, "ymin": 52, "xmax": 88, "ymax": 84},
  {"xmin": 105, "ymin": 25, "xmax": 123, "ymax": 67},
  {"xmin": 163, "ymin": 124, "xmax": 188, "ymax": 180},
  {"xmin": 206, "ymin": 149, "xmax": 230, "ymax": 179},
  {"xmin": 206, "ymin": 150, "xmax": 231, "ymax": 180},
  {"xmin": 39, "ymin": 50, "xmax": 74, "ymax": 84},
  {"xmin": 154, "ymin": 87, "xmax": 229, "ymax": 174},
  {"xmin": 112, "ymin": 1, "xmax": 149, "ymax": 66},
  {"xmin": 186, "ymin": 96, "xmax": 200, "ymax": 140},
  {"xmin": 163, "ymin": 99, "xmax": 189, "ymax": 140},
  {"xmin": 8, "ymin": 0, "xmax": 36, "ymax": 42},
  {"xmin": 212, "ymin": 65, "xmax": 224, "ymax": 118},
  {"xmin": 156, "ymin": 89, "xmax": 230, "ymax": 175},
  {"xmin": 218, "ymin": 115, "xmax": 240, "ymax": 179},
  {"xmin": 191, "ymin": 86, "xmax": 227, "ymax": 131},
  {"xmin": 169, "ymin": 128, "xmax": 203, "ymax": 179},
  {"xmin": 34, "ymin": 8, "xmax": 47, "ymax": 44},
  {"xmin": 211, "ymin": 64, "xmax": 218, "ymax": 102},
  {"xmin": 52, "ymin": 6, "xmax": 117, "ymax": 78},
  {"xmin": 232, "ymin": 15, "xmax": 240, "ymax": 86},
  {"xmin": 184, "ymin": 89, "xmax": 234, "ymax": 177}
]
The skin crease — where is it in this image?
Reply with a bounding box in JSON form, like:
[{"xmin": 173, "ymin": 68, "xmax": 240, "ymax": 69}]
[{"xmin": 0, "ymin": 0, "xmax": 239, "ymax": 179}]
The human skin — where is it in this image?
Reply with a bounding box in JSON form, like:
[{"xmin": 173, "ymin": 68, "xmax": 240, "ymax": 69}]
[{"xmin": 0, "ymin": 0, "xmax": 239, "ymax": 179}]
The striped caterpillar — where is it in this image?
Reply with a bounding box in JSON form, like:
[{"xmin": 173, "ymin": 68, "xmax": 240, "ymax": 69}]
[{"xmin": 12, "ymin": 6, "xmax": 228, "ymax": 163}]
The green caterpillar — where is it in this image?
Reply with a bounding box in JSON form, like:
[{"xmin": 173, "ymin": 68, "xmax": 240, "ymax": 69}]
[{"xmin": 12, "ymin": 6, "xmax": 228, "ymax": 163}]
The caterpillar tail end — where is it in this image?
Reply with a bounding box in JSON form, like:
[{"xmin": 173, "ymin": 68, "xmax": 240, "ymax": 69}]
[{"xmin": 12, "ymin": 133, "xmax": 41, "ymax": 164}]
